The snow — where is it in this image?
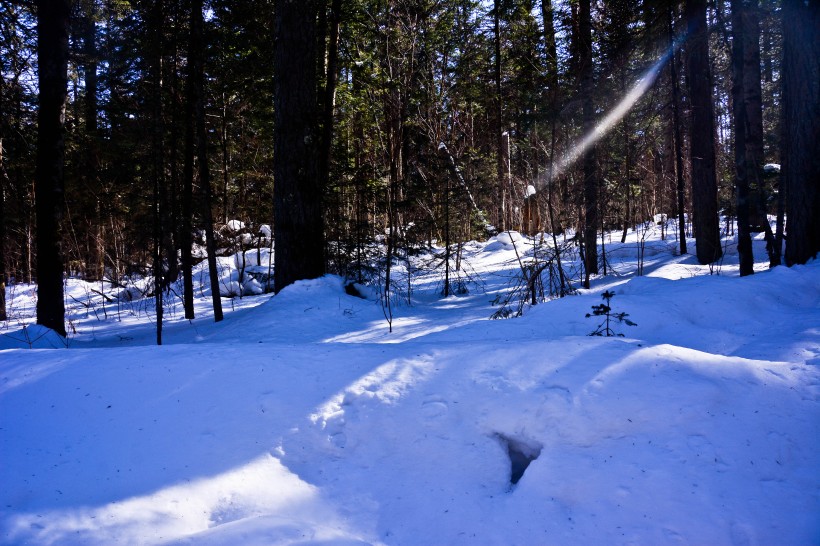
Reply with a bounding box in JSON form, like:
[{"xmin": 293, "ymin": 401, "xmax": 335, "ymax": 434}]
[
  {"xmin": 1, "ymin": 221, "xmax": 819, "ymax": 545},
  {"xmin": 225, "ymin": 220, "xmax": 246, "ymax": 232}
]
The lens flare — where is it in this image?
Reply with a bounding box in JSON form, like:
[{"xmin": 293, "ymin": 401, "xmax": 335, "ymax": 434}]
[{"xmin": 541, "ymin": 48, "xmax": 676, "ymax": 188}]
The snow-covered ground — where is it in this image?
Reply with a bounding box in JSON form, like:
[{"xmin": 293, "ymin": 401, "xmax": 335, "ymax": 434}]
[{"xmin": 1, "ymin": 222, "xmax": 818, "ymax": 545}]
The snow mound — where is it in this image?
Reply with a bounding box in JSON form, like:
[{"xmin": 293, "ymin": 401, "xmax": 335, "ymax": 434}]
[
  {"xmin": 484, "ymin": 230, "xmax": 526, "ymax": 252},
  {"xmin": 0, "ymin": 324, "xmax": 68, "ymax": 349},
  {"xmin": 225, "ymin": 219, "xmax": 246, "ymax": 232}
]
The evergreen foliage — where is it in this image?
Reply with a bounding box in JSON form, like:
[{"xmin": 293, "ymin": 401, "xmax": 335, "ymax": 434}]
[
  {"xmin": 586, "ymin": 290, "xmax": 637, "ymax": 337},
  {"xmin": 0, "ymin": 0, "xmax": 816, "ymax": 334}
]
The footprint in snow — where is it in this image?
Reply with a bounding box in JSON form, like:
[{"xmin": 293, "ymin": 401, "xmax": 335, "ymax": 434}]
[{"xmin": 421, "ymin": 397, "xmax": 449, "ymax": 421}]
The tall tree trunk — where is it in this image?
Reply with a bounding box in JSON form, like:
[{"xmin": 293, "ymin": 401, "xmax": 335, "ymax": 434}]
[
  {"xmin": 191, "ymin": 0, "xmax": 223, "ymax": 321},
  {"xmin": 540, "ymin": 0, "xmax": 558, "ymax": 87},
  {"xmin": 35, "ymin": 0, "xmax": 70, "ymax": 337},
  {"xmin": 731, "ymin": 0, "xmax": 755, "ymax": 276},
  {"xmin": 494, "ymin": 0, "xmax": 505, "ymax": 232},
  {"xmin": 668, "ymin": 7, "xmax": 688, "ymax": 255},
  {"xmin": 782, "ymin": 0, "xmax": 820, "ymax": 265},
  {"xmin": 318, "ymin": 0, "xmax": 341, "ymax": 212},
  {"xmin": 685, "ymin": 0, "xmax": 723, "ymax": 265},
  {"xmin": 147, "ymin": 0, "xmax": 164, "ymax": 345},
  {"xmin": 741, "ymin": 0, "xmax": 777, "ymax": 266},
  {"xmin": 579, "ymin": 0, "xmax": 598, "ymax": 287},
  {"xmin": 273, "ymin": 0, "xmax": 324, "ymax": 292},
  {"xmin": 0, "ymin": 137, "xmax": 7, "ymax": 322},
  {"xmin": 181, "ymin": 12, "xmax": 195, "ymax": 320},
  {"xmin": 82, "ymin": 5, "xmax": 103, "ymax": 281}
]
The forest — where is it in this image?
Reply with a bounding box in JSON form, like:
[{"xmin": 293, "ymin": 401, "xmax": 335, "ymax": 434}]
[
  {"xmin": 1, "ymin": 0, "xmax": 819, "ymax": 337},
  {"xmin": 2, "ymin": 2, "xmax": 820, "ymax": 544}
]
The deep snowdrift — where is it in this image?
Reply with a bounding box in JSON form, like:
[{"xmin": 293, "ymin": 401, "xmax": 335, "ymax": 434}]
[{"xmin": 1, "ymin": 228, "xmax": 818, "ymax": 545}]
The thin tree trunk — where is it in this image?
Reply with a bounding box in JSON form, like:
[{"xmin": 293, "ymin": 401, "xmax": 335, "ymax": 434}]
[
  {"xmin": 148, "ymin": 0, "xmax": 164, "ymax": 345},
  {"xmin": 82, "ymin": 6, "xmax": 103, "ymax": 281},
  {"xmin": 318, "ymin": 0, "xmax": 341, "ymax": 210},
  {"xmin": 540, "ymin": 0, "xmax": 558, "ymax": 87},
  {"xmin": 0, "ymin": 137, "xmax": 7, "ymax": 322},
  {"xmin": 191, "ymin": 0, "xmax": 223, "ymax": 321},
  {"xmin": 221, "ymin": 93, "xmax": 230, "ymax": 224},
  {"xmin": 732, "ymin": 0, "xmax": 755, "ymax": 276},
  {"xmin": 494, "ymin": 0, "xmax": 505, "ymax": 232},
  {"xmin": 668, "ymin": 7, "xmax": 688, "ymax": 255},
  {"xmin": 181, "ymin": 0, "xmax": 196, "ymax": 320},
  {"xmin": 35, "ymin": 0, "xmax": 70, "ymax": 337},
  {"xmin": 580, "ymin": 0, "xmax": 598, "ymax": 287}
]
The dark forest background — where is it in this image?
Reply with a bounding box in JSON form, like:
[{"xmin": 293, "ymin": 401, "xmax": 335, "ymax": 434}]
[{"xmin": 1, "ymin": 0, "xmax": 818, "ymax": 337}]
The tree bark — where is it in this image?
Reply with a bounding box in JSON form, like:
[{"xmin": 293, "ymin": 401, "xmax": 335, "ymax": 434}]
[
  {"xmin": 318, "ymin": 0, "xmax": 341, "ymax": 201},
  {"xmin": 540, "ymin": 0, "xmax": 558, "ymax": 87},
  {"xmin": 668, "ymin": 7, "xmax": 688, "ymax": 256},
  {"xmin": 0, "ymin": 137, "xmax": 7, "ymax": 322},
  {"xmin": 147, "ymin": 0, "xmax": 165, "ymax": 345},
  {"xmin": 35, "ymin": 0, "xmax": 70, "ymax": 336},
  {"xmin": 579, "ymin": 0, "xmax": 598, "ymax": 286},
  {"xmin": 494, "ymin": 0, "xmax": 505, "ymax": 232},
  {"xmin": 685, "ymin": 0, "xmax": 723, "ymax": 265},
  {"xmin": 731, "ymin": 0, "xmax": 755, "ymax": 276},
  {"xmin": 82, "ymin": 4, "xmax": 103, "ymax": 281},
  {"xmin": 181, "ymin": 2, "xmax": 195, "ymax": 319},
  {"xmin": 191, "ymin": 0, "xmax": 223, "ymax": 321},
  {"xmin": 273, "ymin": 0, "xmax": 324, "ymax": 292},
  {"xmin": 782, "ymin": 0, "xmax": 820, "ymax": 265}
]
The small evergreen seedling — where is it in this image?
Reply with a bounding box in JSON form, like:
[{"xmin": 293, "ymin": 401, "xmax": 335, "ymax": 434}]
[{"xmin": 586, "ymin": 290, "xmax": 637, "ymax": 337}]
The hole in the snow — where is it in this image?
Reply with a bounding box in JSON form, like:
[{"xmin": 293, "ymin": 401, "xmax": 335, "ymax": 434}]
[
  {"xmin": 495, "ymin": 434, "xmax": 542, "ymax": 486},
  {"xmin": 345, "ymin": 282, "xmax": 366, "ymax": 299}
]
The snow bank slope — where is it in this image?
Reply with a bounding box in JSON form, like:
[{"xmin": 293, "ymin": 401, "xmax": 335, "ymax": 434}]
[{"xmin": 1, "ymin": 258, "xmax": 819, "ymax": 545}]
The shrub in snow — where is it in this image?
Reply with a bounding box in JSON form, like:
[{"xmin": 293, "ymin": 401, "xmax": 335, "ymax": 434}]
[{"xmin": 586, "ymin": 290, "xmax": 637, "ymax": 337}]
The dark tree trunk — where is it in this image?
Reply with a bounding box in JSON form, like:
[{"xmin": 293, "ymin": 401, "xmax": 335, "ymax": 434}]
[
  {"xmin": 273, "ymin": 0, "xmax": 324, "ymax": 292},
  {"xmin": 782, "ymin": 0, "xmax": 820, "ymax": 266},
  {"xmin": 35, "ymin": 0, "xmax": 70, "ymax": 337},
  {"xmin": 540, "ymin": 0, "xmax": 558, "ymax": 87},
  {"xmin": 181, "ymin": 7, "xmax": 195, "ymax": 320},
  {"xmin": 82, "ymin": 6, "xmax": 103, "ymax": 281},
  {"xmin": 685, "ymin": 0, "xmax": 723, "ymax": 265},
  {"xmin": 318, "ymin": 0, "xmax": 341, "ymax": 207},
  {"xmin": 493, "ymin": 0, "xmax": 505, "ymax": 232},
  {"xmin": 191, "ymin": 0, "xmax": 223, "ymax": 321},
  {"xmin": 668, "ymin": 7, "xmax": 688, "ymax": 256},
  {"xmin": 731, "ymin": 0, "xmax": 755, "ymax": 276},
  {"xmin": 579, "ymin": 0, "xmax": 598, "ymax": 286},
  {"xmin": 147, "ymin": 0, "xmax": 165, "ymax": 345},
  {"xmin": 0, "ymin": 137, "xmax": 7, "ymax": 322}
]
